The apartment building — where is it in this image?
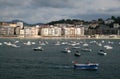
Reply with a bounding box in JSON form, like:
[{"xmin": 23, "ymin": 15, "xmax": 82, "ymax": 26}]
[
  {"xmin": 64, "ymin": 26, "xmax": 84, "ymax": 37},
  {"xmin": 40, "ymin": 25, "xmax": 62, "ymax": 37},
  {"xmin": 0, "ymin": 26, "xmax": 14, "ymax": 36}
]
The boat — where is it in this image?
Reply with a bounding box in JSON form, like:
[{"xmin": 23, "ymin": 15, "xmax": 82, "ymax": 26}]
[
  {"xmin": 83, "ymin": 43, "xmax": 89, "ymax": 47},
  {"xmin": 72, "ymin": 46, "xmax": 81, "ymax": 49},
  {"xmin": 80, "ymin": 48, "xmax": 92, "ymax": 52},
  {"xmin": 98, "ymin": 50, "xmax": 107, "ymax": 55},
  {"xmin": 62, "ymin": 47, "xmax": 71, "ymax": 53},
  {"xmin": 74, "ymin": 51, "xmax": 81, "ymax": 57},
  {"xmin": 73, "ymin": 61, "xmax": 99, "ymax": 70},
  {"xmin": 54, "ymin": 41, "xmax": 61, "ymax": 45},
  {"xmin": 0, "ymin": 42, "xmax": 2, "ymax": 45},
  {"xmin": 33, "ymin": 46, "xmax": 44, "ymax": 51},
  {"xmin": 24, "ymin": 41, "xmax": 31, "ymax": 45},
  {"xmin": 104, "ymin": 45, "xmax": 113, "ymax": 49}
]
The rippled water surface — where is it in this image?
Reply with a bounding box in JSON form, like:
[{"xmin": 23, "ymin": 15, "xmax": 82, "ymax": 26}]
[{"xmin": 0, "ymin": 38, "xmax": 120, "ymax": 79}]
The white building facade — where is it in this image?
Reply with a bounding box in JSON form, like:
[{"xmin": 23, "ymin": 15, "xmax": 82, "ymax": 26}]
[
  {"xmin": 64, "ymin": 26, "xmax": 84, "ymax": 37},
  {"xmin": 19, "ymin": 26, "xmax": 39, "ymax": 37},
  {"xmin": 41, "ymin": 26, "xmax": 62, "ymax": 37}
]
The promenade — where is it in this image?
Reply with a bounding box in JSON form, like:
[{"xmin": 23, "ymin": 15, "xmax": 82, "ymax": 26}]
[{"xmin": 0, "ymin": 35, "xmax": 120, "ymax": 39}]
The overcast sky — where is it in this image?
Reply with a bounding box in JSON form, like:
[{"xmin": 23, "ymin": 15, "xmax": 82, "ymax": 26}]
[{"xmin": 0, "ymin": 0, "xmax": 120, "ymax": 23}]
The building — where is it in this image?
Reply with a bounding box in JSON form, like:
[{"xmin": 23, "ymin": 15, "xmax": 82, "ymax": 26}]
[
  {"xmin": 64, "ymin": 26, "xmax": 84, "ymax": 37},
  {"xmin": 113, "ymin": 23, "xmax": 120, "ymax": 28},
  {"xmin": 19, "ymin": 26, "xmax": 39, "ymax": 37},
  {"xmin": 9, "ymin": 23, "xmax": 17, "ymax": 27},
  {"xmin": 19, "ymin": 29, "xmax": 24, "ymax": 37},
  {"xmin": 105, "ymin": 19, "xmax": 114, "ymax": 24},
  {"xmin": 0, "ymin": 26, "xmax": 15, "ymax": 36},
  {"xmin": 0, "ymin": 22, "xmax": 9, "ymax": 26},
  {"xmin": 75, "ymin": 26, "xmax": 84, "ymax": 36},
  {"xmin": 14, "ymin": 26, "xmax": 21, "ymax": 35},
  {"xmin": 17, "ymin": 22, "xmax": 24, "ymax": 29},
  {"xmin": 40, "ymin": 25, "xmax": 62, "ymax": 37},
  {"xmin": 64, "ymin": 27, "xmax": 75, "ymax": 37}
]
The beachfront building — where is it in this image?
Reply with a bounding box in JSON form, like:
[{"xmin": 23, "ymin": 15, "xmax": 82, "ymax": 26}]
[
  {"xmin": 25, "ymin": 26, "xmax": 39, "ymax": 37},
  {"xmin": 14, "ymin": 26, "xmax": 21, "ymax": 35},
  {"xmin": 0, "ymin": 26, "xmax": 15, "ymax": 36},
  {"xmin": 17, "ymin": 22, "xmax": 24, "ymax": 29},
  {"xmin": 0, "ymin": 22, "xmax": 22, "ymax": 37},
  {"xmin": 0, "ymin": 22, "xmax": 9, "ymax": 26},
  {"xmin": 64, "ymin": 26, "xmax": 84, "ymax": 37},
  {"xmin": 113, "ymin": 23, "xmax": 120, "ymax": 28},
  {"xmin": 19, "ymin": 26, "xmax": 39, "ymax": 38},
  {"xmin": 64, "ymin": 27, "xmax": 75, "ymax": 37},
  {"xmin": 9, "ymin": 23, "xmax": 17, "ymax": 27},
  {"xmin": 75, "ymin": 26, "xmax": 84, "ymax": 37},
  {"xmin": 19, "ymin": 29, "xmax": 24, "ymax": 37},
  {"xmin": 0, "ymin": 22, "xmax": 18, "ymax": 37},
  {"xmin": 40, "ymin": 25, "xmax": 62, "ymax": 37}
]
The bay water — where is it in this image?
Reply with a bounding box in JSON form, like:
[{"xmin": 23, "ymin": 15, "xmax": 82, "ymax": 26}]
[{"xmin": 0, "ymin": 38, "xmax": 120, "ymax": 79}]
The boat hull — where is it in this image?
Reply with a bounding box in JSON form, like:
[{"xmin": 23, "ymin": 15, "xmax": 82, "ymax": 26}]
[
  {"xmin": 33, "ymin": 46, "xmax": 44, "ymax": 51},
  {"xmin": 81, "ymin": 48, "xmax": 91, "ymax": 52},
  {"xmin": 98, "ymin": 52, "xmax": 107, "ymax": 55},
  {"xmin": 74, "ymin": 53, "xmax": 81, "ymax": 57},
  {"xmin": 74, "ymin": 64, "xmax": 99, "ymax": 70},
  {"xmin": 98, "ymin": 50, "xmax": 107, "ymax": 55},
  {"xmin": 33, "ymin": 49, "xmax": 43, "ymax": 51}
]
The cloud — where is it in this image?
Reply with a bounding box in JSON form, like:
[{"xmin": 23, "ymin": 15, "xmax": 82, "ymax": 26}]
[{"xmin": 0, "ymin": 0, "xmax": 120, "ymax": 23}]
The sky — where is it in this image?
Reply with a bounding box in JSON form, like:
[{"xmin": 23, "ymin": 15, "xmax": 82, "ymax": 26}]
[{"xmin": 0, "ymin": 0, "xmax": 120, "ymax": 24}]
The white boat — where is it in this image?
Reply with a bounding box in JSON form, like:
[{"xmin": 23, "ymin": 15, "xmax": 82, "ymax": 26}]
[
  {"xmin": 33, "ymin": 46, "xmax": 44, "ymax": 51},
  {"xmin": 63, "ymin": 47, "xmax": 71, "ymax": 53},
  {"xmin": 31, "ymin": 42, "xmax": 36, "ymax": 45},
  {"xmin": 0, "ymin": 42, "xmax": 2, "ymax": 45},
  {"xmin": 104, "ymin": 45, "xmax": 113, "ymax": 49},
  {"xmin": 6, "ymin": 42, "xmax": 12, "ymax": 46},
  {"xmin": 11, "ymin": 44, "xmax": 20, "ymax": 48},
  {"xmin": 83, "ymin": 43, "xmax": 89, "ymax": 47},
  {"xmin": 98, "ymin": 50, "xmax": 107, "ymax": 55},
  {"xmin": 24, "ymin": 41, "xmax": 31, "ymax": 45},
  {"xmin": 81, "ymin": 48, "xmax": 92, "ymax": 52},
  {"xmin": 14, "ymin": 41, "xmax": 19, "ymax": 43},
  {"xmin": 97, "ymin": 43, "xmax": 102, "ymax": 46}
]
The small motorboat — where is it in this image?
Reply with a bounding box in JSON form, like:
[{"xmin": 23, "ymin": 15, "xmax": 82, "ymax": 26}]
[
  {"xmin": 74, "ymin": 51, "xmax": 81, "ymax": 57},
  {"xmin": 33, "ymin": 46, "xmax": 44, "ymax": 51},
  {"xmin": 104, "ymin": 45, "xmax": 113, "ymax": 49},
  {"xmin": 62, "ymin": 47, "xmax": 71, "ymax": 53},
  {"xmin": 73, "ymin": 61, "xmax": 99, "ymax": 70},
  {"xmin": 81, "ymin": 48, "xmax": 92, "ymax": 52},
  {"xmin": 98, "ymin": 50, "xmax": 107, "ymax": 55},
  {"xmin": 72, "ymin": 46, "xmax": 81, "ymax": 49}
]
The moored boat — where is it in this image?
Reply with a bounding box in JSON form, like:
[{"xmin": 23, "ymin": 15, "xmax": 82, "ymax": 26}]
[
  {"xmin": 73, "ymin": 61, "xmax": 99, "ymax": 70},
  {"xmin": 62, "ymin": 47, "xmax": 71, "ymax": 53},
  {"xmin": 74, "ymin": 51, "xmax": 81, "ymax": 57},
  {"xmin": 33, "ymin": 46, "xmax": 44, "ymax": 51},
  {"xmin": 98, "ymin": 50, "xmax": 107, "ymax": 55},
  {"xmin": 81, "ymin": 48, "xmax": 92, "ymax": 52},
  {"xmin": 104, "ymin": 45, "xmax": 113, "ymax": 49}
]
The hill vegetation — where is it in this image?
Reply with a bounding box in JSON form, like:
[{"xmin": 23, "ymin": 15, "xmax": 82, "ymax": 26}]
[{"xmin": 47, "ymin": 16, "xmax": 120, "ymax": 25}]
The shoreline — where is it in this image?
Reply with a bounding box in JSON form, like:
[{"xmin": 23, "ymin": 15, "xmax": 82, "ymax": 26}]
[{"xmin": 0, "ymin": 36, "xmax": 120, "ymax": 40}]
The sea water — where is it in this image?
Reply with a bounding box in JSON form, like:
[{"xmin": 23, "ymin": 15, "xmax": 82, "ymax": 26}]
[{"xmin": 0, "ymin": 38, "xmax": 120, "ymax": 79}]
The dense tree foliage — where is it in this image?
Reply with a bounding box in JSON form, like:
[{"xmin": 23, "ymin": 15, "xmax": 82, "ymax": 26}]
[
  {"xmin": 47, "ymin": 16, "xmax": 120, "ymax": 25},
  {"xmin": 109, "ymin": 16, "xmax": 120, "ymax": 24},
  {"xmin": 47, "ymin": 19, "xmax": 85, "ymax": 25}
]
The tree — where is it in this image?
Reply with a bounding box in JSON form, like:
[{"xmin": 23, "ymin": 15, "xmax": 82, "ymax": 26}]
[
  {"xmin": 98, "ymin": 18, "xmax": 104, "ymax": 24},
  {"xmin": 111, "ymin": 16, "xmax": 116, "ymax": 20}
]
